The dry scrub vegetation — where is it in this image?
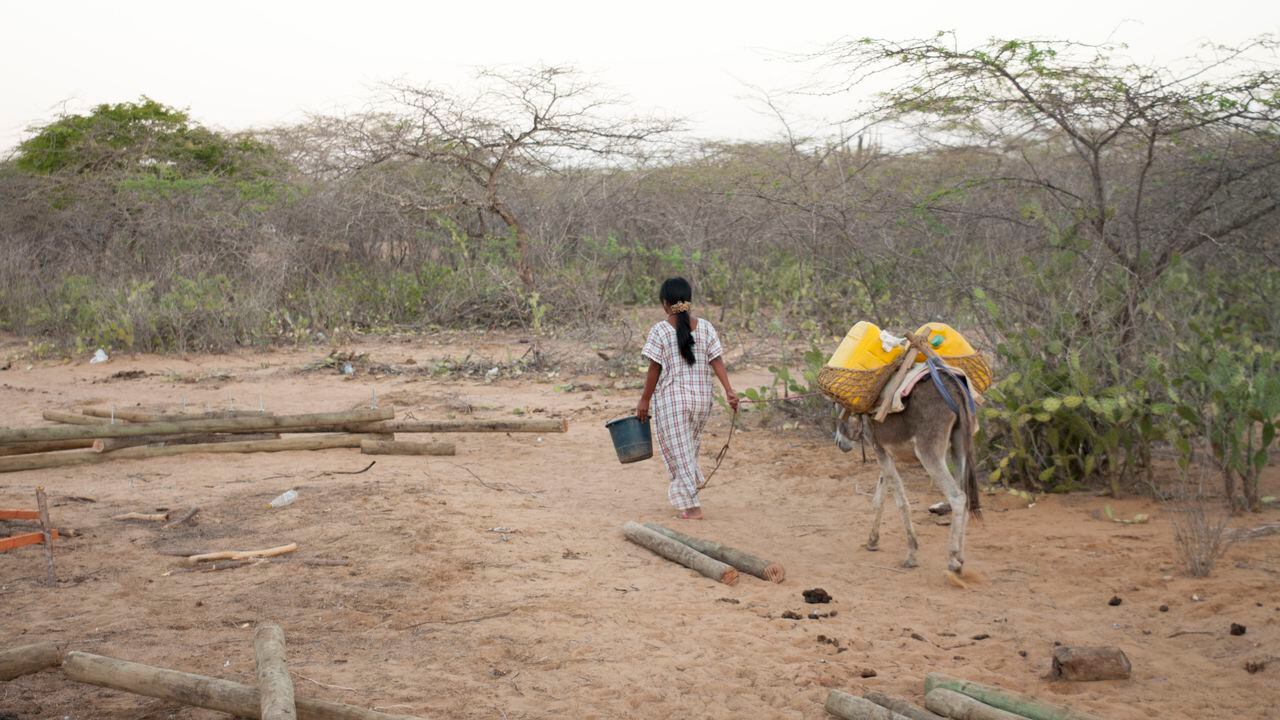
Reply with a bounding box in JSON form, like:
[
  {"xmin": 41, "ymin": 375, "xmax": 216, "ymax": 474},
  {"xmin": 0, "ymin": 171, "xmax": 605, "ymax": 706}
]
[{"xmin": 2, "ymin": 35, "xmax": 1278, "ymax": 510}]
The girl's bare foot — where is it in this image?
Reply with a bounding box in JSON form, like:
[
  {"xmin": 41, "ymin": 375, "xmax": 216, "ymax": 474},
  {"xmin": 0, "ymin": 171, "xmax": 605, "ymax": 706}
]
[{"xmin": 677, "ymin": 508, "xmax": 704, "ymax": 520}]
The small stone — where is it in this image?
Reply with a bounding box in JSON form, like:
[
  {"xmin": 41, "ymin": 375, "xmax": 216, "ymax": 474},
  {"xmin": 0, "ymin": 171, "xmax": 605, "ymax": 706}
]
[
  {"xmin": 781, "ymin": 610, "xmax": 802, "ymax": 620},
  {"xmin": 860, "ymin": 668, "xmax": 878, "ymax": 678},
  {"xmin": 1159, "ymin": 604, "xmax": 1169, "ymax": 612},
  {"xmin": 1230, "ymin": 623, "xmax": 1246, "ymax": 636},
  {"xmin": 910, "ymin": 633, "xmax": 926, "ymax": 642},
  {"xmin": 972, "ymin": 633, "xmax": 990, "ymax": 641},
  {"xmin": 1018, "ymin": 650, "xmax": 1028, "ymax": 658},
  {"xmin": 1108, "ymin": 596, "xmax": 1122, "ymax": 606}
]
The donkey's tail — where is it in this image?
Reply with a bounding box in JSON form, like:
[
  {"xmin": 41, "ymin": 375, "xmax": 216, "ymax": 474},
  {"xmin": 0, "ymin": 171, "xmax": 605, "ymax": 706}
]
[{"xmin": 943, "ymin": 372, "xmax": 981, "ymax": 518}]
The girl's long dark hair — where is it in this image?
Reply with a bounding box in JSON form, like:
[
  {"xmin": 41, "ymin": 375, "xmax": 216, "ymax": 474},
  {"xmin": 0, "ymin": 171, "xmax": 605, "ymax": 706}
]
[{"xmin": 661, "ymin": 277, "xmax": 696, "ymax": 366}]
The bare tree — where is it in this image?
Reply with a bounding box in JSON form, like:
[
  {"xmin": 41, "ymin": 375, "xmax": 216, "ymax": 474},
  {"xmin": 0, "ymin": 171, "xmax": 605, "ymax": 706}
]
[
  {"xmin": 348, "ymin": 65, "xmax": 680, "ymax": 290},
  {"xmin": 818, "ymin": 34, "xmax": 1280, "ymax": 351}
]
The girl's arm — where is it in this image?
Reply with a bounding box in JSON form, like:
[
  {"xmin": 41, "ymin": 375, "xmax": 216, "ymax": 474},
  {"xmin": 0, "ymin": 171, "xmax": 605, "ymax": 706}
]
[
  {"xmin": 709, "ymin": 357, "xmax": 739, "ymax": 411},
  {"xmin": 636, "ymin": 360, "xmax": 662, "ymax": 421}
]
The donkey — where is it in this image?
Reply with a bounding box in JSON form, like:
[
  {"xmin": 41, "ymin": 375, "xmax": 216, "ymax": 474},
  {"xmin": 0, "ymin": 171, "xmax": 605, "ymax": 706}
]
[{"xmin": 835, "ymin": 369, "xmax": 980, "ymax": 574}]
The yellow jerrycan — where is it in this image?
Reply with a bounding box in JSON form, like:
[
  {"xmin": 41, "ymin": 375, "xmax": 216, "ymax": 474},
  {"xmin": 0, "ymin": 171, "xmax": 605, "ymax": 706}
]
[{"xmin": 827, "ymin": 321, "xmax": 906, "ymax": 371}]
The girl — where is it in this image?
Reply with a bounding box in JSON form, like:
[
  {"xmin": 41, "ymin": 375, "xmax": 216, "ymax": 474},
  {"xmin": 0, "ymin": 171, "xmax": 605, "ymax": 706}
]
[{"xmin": 636, "ymin": 277, "xmax": 738, "ymax": 519}]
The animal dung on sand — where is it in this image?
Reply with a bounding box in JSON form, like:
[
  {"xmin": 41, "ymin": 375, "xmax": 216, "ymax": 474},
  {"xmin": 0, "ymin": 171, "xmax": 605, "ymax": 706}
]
[{"xmin": 803, "ymin": 588, "xmax": 832, "ymax": 604}]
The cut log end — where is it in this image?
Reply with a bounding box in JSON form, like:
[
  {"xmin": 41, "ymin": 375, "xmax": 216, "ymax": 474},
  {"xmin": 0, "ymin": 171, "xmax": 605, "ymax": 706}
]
[
  {"xmin": 763, "ymin": 563, "xmax": 786, "ymax": 583},
  {"xmin": 721, "ymin": 568, "xmax": 740, "ymax": 586}
]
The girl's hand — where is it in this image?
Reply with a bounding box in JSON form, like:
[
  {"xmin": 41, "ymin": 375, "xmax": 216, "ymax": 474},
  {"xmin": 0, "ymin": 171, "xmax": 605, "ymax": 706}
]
[
  {"xmin": 636, "ymin": 397, "xmax": 651, "ymax": 422},
  {"xmin": 725, "ymin": 389, "xmax": 740, "ymax": 412}
]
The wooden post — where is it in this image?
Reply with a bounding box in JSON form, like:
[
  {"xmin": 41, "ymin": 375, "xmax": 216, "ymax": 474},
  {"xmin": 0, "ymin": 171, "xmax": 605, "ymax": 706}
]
[
  {"xmin": 35, "ymin": 486, "xmax": 56, "ymax": 585},
  {"xmin": 62, "ymin": 651, "xmax": 424, "ymax": 720},
  {"xmin": 0, "ymin": 434, "xmax": 385, "ymax": 474},
  {"xmin": 621, "ymin": 521, "xmax": 738, "ymax": 585},
  {"xmin": 924, "ymin": 673, "xmax": 1101, "ymax": 720},
  {"xmin": 643, "ymin": 523, "xmax": 784, "ymax": 582},
  {"xmin": 925, "ymin": 688, "xmax": 1026, "ymax": 720},
  {"xmin": 41, "ymin": 410, "xmax": 110, "ymax": 425},
  {"xmin": 0, "ymin": 642, "xmax": 62, "ymax": 680},
  {"xmin": 0, "ymin": 439, "xmax": 95, "ymax": 456},
  {"xmin": 865, "ymin": 692, "xmax": 947, "ymax": 720},
  {"xmin": 874, "ymin": 331, "xmax": 924, "ymax": 423},
  {"xmin": 82, "ymin": 407, "xmax": 272, "ymax": 422},
  {"xmin": 825, "ymin": 690, "xmax": 912, "ymax": 720},
  {"xmin": 94, "ymin": 432, "xmax": 281, "ymax": 453},
  {"xmin": 359, "ymin": 439, "xmax": 455, "ymax": 456},
  {"xmin": 254, "ymin": 623, "xmax": 297, "ymax": 720},
  {"xmin": 328, "ymin": 418, "xmax": 568, "ymax": 434},
  {"xmin": 0, "ymin": 407, "xmax": 394, "ymax": 444}
]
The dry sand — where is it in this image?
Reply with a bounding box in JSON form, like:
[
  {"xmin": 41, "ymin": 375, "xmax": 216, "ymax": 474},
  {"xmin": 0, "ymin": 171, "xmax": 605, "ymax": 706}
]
[{"xmin": 1, "ymin": 332, "xmax": 1277, "ymax": 719}]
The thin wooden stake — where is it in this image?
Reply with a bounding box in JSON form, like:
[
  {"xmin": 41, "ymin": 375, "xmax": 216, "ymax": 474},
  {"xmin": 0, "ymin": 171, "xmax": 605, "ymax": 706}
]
[{"xmin": 35, "ymin": 486, "xmax": 56, "ymax": 585}]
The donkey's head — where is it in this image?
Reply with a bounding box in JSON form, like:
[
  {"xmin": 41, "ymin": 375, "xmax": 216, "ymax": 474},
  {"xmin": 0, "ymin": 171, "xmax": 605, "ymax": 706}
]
[{"xmin": 833, "ymin": 408, "xmax": 858, "ymax": 453}]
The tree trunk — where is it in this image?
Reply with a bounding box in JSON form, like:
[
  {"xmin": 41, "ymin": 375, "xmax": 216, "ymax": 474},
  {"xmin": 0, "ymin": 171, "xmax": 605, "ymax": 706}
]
[
  {"xmin": 41, "ymin": 410, "xmax": 110, "ymax": 425},
  {"xmin": 359, "ymin": 440, "xmax": 455, "ymax": 456},
  {"xmin": 864, "ymin": 692, "xmax": 947, "ymax": 720},
  {"xmin": 82, "ymin": 407, "xmax": 271, "ymax": 422},
  {"xmin": 94, "ymin": 432, "xmax": 280, "ymax": 453},
  {"xmin": 621, "ymin": 521, "xmax": 738, "ymax": 585},
  {"xmin": 0, "ymin": 439, "xmax": 95, "ymax": 456},
  {"xmin": 925, "ymin": 688, "xmax": 1026, "ymax": 720},
  {"xmin": 825, "ymin": 690, "xmax": 912, "ymax": 720},
  {"xmin": 253, "ymin": 624, "xmax": 297, "ymax": 720},
  {"xmin": 328, "ymin": 418, "xmax": 567, "ymax": 434},
  {"xmin": 0, "ymin": 434, "xmax": 385, "ymax": 474},
  {"xmin": 643, "ymin": 523, "xmax": 784, "ymax": 582},
  {"xmin": 0, "ymin": 642, "xmax": 62, "ymax": 680},
  {"xmin": 0, "ymin": 407, "xmax": 394, "ymax": 444},
  {"xmin": 62, "ymin": 651, "xmax": 424, "ymax": 720},
  {"xmin": 924, "ymin": 673, "xmax": 1101, "ymax": 720}
]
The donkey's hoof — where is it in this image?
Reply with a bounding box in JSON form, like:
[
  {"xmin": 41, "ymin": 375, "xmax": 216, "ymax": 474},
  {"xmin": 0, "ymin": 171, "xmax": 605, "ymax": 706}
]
[
  {"xmin": 865, "ymin": 541, "xmax": 880, "ymax": 552},
  {"xmin": 901, "ymin": 558, "xmax": 918, "ymax": 569},
  {"xmin": 948, "ymin": 559, "xmax": 964, "ymax": 574}
]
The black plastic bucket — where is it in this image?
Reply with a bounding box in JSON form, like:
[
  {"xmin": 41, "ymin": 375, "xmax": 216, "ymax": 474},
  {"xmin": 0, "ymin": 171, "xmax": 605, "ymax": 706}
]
[{"xmin": 605, "ymin": 416, "xmax": 653, "ymax": 464}]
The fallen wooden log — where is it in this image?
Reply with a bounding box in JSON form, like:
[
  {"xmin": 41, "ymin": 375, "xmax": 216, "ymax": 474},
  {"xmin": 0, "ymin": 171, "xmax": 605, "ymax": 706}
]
[
  {"xmin": 359, "ymin": 439, "xmax": 455, "ymax": 456},
  {"xmin": 40, "ymin": 410, "xmax": 110, "ymax": 426},
  {"xmin": 0, "ymin": 406, "xmax": 394, "ymax": 444},
  {"xmin": 328, "ymin": 418, "xmax": 568, "ymax": 434},
  {"xmin": 925, "ymin": 673, "xmax": 1101, "ymax": 720},
  {"xmin": 0, "ymin": 439, "xmax": 95, "ymax": 456},
  {"xmin": 643, "ymin": 523, "xmax": 784, "ymax": 582},
  {"xmin": 621, "ymin": 521, "xmax": 738, "ymax": 585},
  {"xmin": 112, "ymin": 512, "xmax": 170, "ymax": 523},
  {"xmin": 0, "ymin": 641, "xmax": 62, "ymax": 680},
  {"xmin": 94, "ymin": 432, "xmax": 281, "ymax": 453},
  {"xmin": 62, "ymin": 651, "xmax": 424, "ymax": 720},
  {"xmin": 1230, "ymin": 522, "xmax": 1280, "ymax": 542},
  {"xmin": 1050, "ymin": 646, "xmax": 1131, "ymax": 681},
  {"xmin": 83, "ymin": 407, "xmax": 272, "ymax": 423},
  {"xmin": 865, "ymin": 692, "xmax": 947, "ymax": 720},
  {"xmin": 185, "ymin": 543, "xmax": 298, "ymax": 566},
  {"xmin": 254, "ymin": 623, "xmax": 297, "ymax": 720},
  {"xmin": 163, "ymin": 506, "xmax": 201, "ymax": 529},
  {"xmin": 926, "ymin": 689, "xmax": 1026, "ymax": 720},
  {"xmin": 825, "ymin": 690, "xmax": 912, "ymax": 720},
  {"xmin": 0, "ymin": 434, "xmax": 386, "ymax": 473}
]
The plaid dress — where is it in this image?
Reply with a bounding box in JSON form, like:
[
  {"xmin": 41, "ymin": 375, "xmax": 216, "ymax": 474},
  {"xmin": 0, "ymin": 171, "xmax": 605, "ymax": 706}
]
[{"xmin": 642, "ymin": 319, "xmax": 724, "ymax": 510}]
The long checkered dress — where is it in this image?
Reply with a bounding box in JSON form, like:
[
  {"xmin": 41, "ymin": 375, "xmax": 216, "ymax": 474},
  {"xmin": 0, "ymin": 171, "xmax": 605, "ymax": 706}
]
[{"xmin": 642, "ymin": 319, "xmax": 724, "ymax": 510}]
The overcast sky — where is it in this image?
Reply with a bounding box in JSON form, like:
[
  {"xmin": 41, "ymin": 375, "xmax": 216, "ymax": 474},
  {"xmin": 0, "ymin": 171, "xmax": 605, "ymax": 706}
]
[{"xmin": 2, "ymin": 0, "xmax": 1276, "ymax": 152}]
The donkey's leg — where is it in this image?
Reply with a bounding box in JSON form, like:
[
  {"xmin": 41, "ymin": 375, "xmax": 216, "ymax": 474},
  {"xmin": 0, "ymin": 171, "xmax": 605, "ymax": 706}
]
[
  {"xmin": 885, "ymin": 455, "xmax": 920, "ymax": 568},
  {"xmin": 920, "ymin": 449, "xmax": 967, "ymax": 574},
  {"xmin": 866, "ymin": 465, "xmax": 887, "ymax": 552}
]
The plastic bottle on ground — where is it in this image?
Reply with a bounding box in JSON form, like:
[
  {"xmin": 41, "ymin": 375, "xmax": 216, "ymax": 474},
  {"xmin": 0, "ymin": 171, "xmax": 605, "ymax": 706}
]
[{"xmin": 268, "ymin": 489, "xmax": 298, "ymax": 508}]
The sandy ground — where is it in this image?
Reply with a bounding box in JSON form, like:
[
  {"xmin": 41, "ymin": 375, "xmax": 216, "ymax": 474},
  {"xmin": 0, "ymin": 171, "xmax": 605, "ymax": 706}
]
[{"xmin": 1, "ymin": 332, "xmax": 1277, "ymax": 720}]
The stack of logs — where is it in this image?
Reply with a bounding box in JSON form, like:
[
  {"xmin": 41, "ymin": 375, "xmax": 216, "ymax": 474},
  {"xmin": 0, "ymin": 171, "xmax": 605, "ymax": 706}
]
[
  {"xmin": 1, "ymin": 626, "xmax": 427, "ymax": 719},
  {"xmin": 0, "ymin": 405, "xmax": 568, "ymax": 473}
]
